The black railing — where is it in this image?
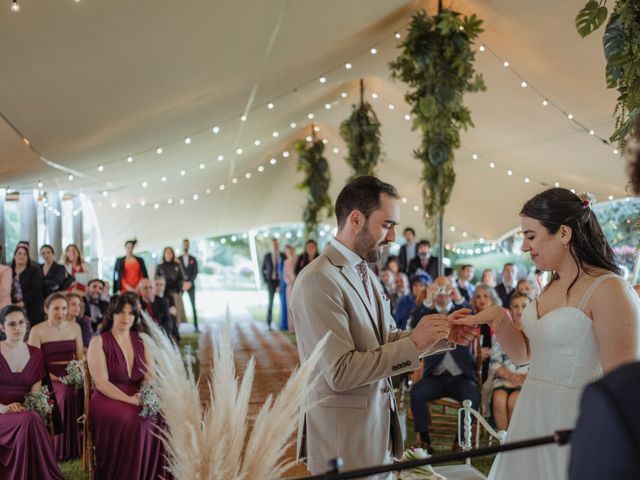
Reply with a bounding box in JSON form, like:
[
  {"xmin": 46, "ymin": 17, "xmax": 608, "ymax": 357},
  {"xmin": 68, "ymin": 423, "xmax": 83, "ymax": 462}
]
[{"xmin": 291, "ymin": 429, "xmax": 572, "ymax": 479}]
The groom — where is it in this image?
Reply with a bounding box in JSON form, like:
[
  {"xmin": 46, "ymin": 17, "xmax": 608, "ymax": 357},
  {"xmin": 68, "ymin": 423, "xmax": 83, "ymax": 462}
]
[{"xmin": 289, "ymin": 176, "xmax": 474, "ymax": 478}]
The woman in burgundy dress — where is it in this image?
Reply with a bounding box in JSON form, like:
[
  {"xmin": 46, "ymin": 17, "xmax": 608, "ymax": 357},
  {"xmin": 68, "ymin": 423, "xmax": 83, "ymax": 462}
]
[
  {"xmin": 28, "ymin": 292, "xmax": 84, "ymax": 461},
  {"xmin": 0, "ymin": 304, "xmax": 64, "ymax": 480},
  {"xmin": 88, "ymin": 294, "xmax": 168, "ymax": 480}
]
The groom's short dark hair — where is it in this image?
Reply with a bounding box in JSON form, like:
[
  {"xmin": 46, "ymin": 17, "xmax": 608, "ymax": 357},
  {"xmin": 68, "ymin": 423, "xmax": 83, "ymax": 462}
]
[{"xmin": 335, "ymin": 176, "xmax": 398, "ymax": 229}]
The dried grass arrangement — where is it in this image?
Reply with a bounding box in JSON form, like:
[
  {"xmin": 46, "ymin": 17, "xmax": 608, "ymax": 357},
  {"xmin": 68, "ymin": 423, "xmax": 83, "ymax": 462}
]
[{"xmin": 142, "ymin": 312, "xmax": 326, "ymax": 480}]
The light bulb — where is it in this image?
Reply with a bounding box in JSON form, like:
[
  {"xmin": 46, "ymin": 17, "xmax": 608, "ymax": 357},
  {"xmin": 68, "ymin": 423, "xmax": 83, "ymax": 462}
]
[
  {"xmin": 489, "ymin": 162, "xmax": 495, "ymax": 168},
  {"xmin": 254, "ymin": 139, "xmax": 261, "ymax": 146},
  {"xmin": 307, "ymin": 113, "xmax": 314, "ymax": 119},
  {"xmin": 371, "ymin": 93, "xmax": 378, "ymax": 99},
  {"xmin": 37, "ymin": 181, "xmax": 43, "ymax": 188},
  {"xmin": 245, "ymin": 172, "xmax": 252, "ymax": 179},
  {"xmin": 217, "ymin": 155, "xmax": 224, "ymax": 161},
  {"xmin": 370, "ymin": 47, "xmax": 377, "ymax": 55},
  {"xmin": 236, "ymin": 148, "xmax": 243, "ymax": 155},
  {"xmin": 154, "ymin": 203, "xmax": 160, "ymax": 209},
  {"xmin": 232, "ymin": 178, "xmax": 238, "ymax": 184},
  {"xmin": 325, "ymin": 103, "xmax": 332, "ymax": 110},
  {"xmin": 524, "ymin": 177, "xmax": 530, "ymax": 183},
  {"xmin": 141, "ymin": 181, "xmax": 148, "ymax": 188},
  {"xmin": 313, "ymin": 125, "xmax": 320, "ymax": 132},
  {"xmin": 212, "ymin": 126, "xmax": 220, "ymax": 134},
  {"xmin": 479, "ymin": 45, "xmax": 486, "ymax": 52},
  {"xmin": 199, "ymin": 163, "xmax": 205, "ymax": 170},
  {"xmin": 567, "ymin": 113, "xmax": 574, "ymax": 120},
  {"xmin": 180, "ymin": 169, "xmax": 186, "ymax": 176},
  {"xmin": 240, "ymin": 114, "xmax": 247, "ymax": 122},
  {"xmin": 11, "ymin": 1, "xmax": 20, "ymax": 13},
  {"xmin": 192, "ymin": 194, "xmax": 199, "ymax": 200},
  {"xmin": 521, "ymin": 81, "xmax": 527, "ymax": 88},
  {"xmin": 332, "ymin": 147, "xmax": 339, "ymax": 154},
  {"xmin": 282, "ymin": 151, "xmax": 289, "ymax": 158},
  {"xmin": 319, "ymin": 76, "xmax": 327, "ymax": 84},
  {"xmin": 219, "ymin": 185, "xmax": 225, "ymax": 191},
  {"xmin": 472, "ymin": 153, "xmax": 479, "ymax": 160},
  {"xmin": 507, "ymin": 170, "xmax": 513, "ymax": 176},
  {"xmin": 542, "ymin": 99, "xmax": 549, "ymax": 107},
  {"xmin": 341, "ymin": 92, "xmax": 348, "ymax": 98},
  {"xmin": 161, "ymin": 176, "xmax": 167, "ymax": 182},
  {"xmin": 503, "ymin": 61, "xmax": 509, "ymax": 67},
  {"xmin": 127, "ymin": 156, "xmax": 133, "ymax": 163},
  {"xmin": 267, "ymin": 102, "xmax": 274, "ymax": 109},
  {"xmin": 404, "ymin": 114, "xmax": 411, "ymax": 121},
  {"xmin": 306, "ymin": 136, "xmax": 312, "ymax": 142},
  {"xmin": 258, "ymin": 166, "xmax": 265, "ymax": 172},
  {"xmin": 272, "ymin": 131, "xmax": 279, "ymax": 138},
  {"xmin": 290, "ymin": 122, "xmax": 297, "ymax": 128},
  {"xmin": 394, "ymin": 32, "xmax": 401, "ymax": 39},
  {"xmin": 270, "ymin": 158, "xmax": 277, "ymax": 165},
  {"xmin": 98, "ymin": 165, "xmax": 104, "ymax": 172},
  {"xmin": 388, "ymin": 104, "xmax": 395, "ymax": 110},
  {"xmin": 589, "ymin": 130, "xmax": 595, "ymax": 135},
  {"xmin": 156, "ymin": 147, "xmax": 163, "ymax": 154},
  {"xmin": 102, "ymin": 191, "xmax": 108, "ymax": 197},
  {"xmin": 68, "ymin": 174, "xmax": 74, "ymax": 181},
  {"xmin": 184, "ymin": 137, "xmax": 191, "ymax": 144}
]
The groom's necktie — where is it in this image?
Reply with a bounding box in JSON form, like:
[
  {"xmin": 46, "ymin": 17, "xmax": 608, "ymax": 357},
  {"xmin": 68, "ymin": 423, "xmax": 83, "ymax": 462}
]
[{"xmin": 357, "ymin": 262, "xmax": 371, "ymax": 301}]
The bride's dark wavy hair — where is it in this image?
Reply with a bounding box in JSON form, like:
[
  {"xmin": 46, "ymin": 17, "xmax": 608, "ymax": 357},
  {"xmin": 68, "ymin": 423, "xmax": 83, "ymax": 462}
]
[{"xmin": 520, "ymin": 188, "xmax": 620, "ymax": 295}]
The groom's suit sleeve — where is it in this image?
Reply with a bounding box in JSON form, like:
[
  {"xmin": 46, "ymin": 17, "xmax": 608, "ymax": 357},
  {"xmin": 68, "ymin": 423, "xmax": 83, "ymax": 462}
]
[{"xmin": 292, "ymin": 269, "xmax": 450, "ymax": 393}]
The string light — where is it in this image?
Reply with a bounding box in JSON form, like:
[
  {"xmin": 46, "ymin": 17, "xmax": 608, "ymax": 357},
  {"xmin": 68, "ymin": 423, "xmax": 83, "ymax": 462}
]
[
  {"xmin": 240, "ymin": 114, "xmax": 247, "ymax": 122},
  {"xmin": 180, "ymin": 169, "xmax": 186, "ymax": 176},
  {"xmin": 370, "ymin": 47, "xmax": 377, "ymax": 55},
  {"xmin": 98, "ymin": 165, "xmax": 104, "ymax": 172},
  {"xmin": 212, "ymin": 126, "xmax": 220, "ymax": 134},
  {"xmin": 345, "ymin": 62, "xmax": 352, "ymax": 70},
  {"xmin": 10, "ymin": 0, "xmax": 20, "ymax": 13},
  {"xmin": 290, "ymin": 122, "xmax": 297, "ymax": 128},
  {"xmin": 156, "ymin": 147, "xmax": 163, "ymax": 154},
  {"xmin": 319, "ymin": 76, "xmax": 327, "ymax": 84},
  {"xmin": 184, "ymin": 137, "xmax": 191, "ymax": 145},
  {"xmin": 267, "ymin": 102, "xmax": 274, "ymax": 109}
]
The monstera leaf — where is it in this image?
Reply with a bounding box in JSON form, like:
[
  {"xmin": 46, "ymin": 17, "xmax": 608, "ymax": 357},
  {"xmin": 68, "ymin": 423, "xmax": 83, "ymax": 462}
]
[{"xmin": 576, "ymin": 0, "xmax": 609, "ymax": 38}]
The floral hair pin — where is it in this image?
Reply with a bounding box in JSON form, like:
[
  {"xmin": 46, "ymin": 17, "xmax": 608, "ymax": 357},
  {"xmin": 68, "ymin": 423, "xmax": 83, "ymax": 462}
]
[{"xmin": 578, "ymin": 192, "xmax": 596, "ymax": 208}]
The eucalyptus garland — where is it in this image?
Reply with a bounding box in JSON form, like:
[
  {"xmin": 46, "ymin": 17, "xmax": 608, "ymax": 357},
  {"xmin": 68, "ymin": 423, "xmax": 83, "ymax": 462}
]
[
  {"xmin": 576, "ymin": 0, "xmax": 640, "ymax": 145},
  {"xmin": 295, "ymin": 136, "xmax": 333, "ymax": 238},
  {"xmin": 339, "ymin": 80, "xmax": 382, "ymax": 180},
  {"xmin": 389, "ymin": 9, "xmax": 485, "ymax": 221}
]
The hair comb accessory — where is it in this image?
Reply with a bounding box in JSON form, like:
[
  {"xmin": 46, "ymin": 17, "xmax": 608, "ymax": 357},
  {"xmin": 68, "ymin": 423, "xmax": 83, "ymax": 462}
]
[{"xmin": 578, "ymin": 192, "xmax": 595, "ymax": 208}]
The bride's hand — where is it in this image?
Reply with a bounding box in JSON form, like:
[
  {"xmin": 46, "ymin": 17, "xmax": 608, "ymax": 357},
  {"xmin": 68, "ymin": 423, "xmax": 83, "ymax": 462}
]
[
  {"xmin": 451, "ymin": 305, "xmax": 507, "ymax": 331},
  {"xmin": 447, "ymin": 309, "xmax": 476, "ymax": 345}
]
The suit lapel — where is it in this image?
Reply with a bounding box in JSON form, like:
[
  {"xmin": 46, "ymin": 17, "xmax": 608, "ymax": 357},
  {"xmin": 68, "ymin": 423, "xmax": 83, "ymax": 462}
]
[{"xmin": 325, "ymin": 245, "xmax": 382, "ymax": 344}]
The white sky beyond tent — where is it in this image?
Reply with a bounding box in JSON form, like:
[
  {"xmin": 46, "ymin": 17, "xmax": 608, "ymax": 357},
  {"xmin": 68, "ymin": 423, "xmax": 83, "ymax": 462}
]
[{"xmin": 0, "ymin": 0, "xmax": 628, "ymax": 255}]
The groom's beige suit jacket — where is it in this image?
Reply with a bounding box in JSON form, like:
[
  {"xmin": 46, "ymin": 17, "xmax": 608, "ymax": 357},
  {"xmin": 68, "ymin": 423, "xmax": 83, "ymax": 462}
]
[{"xmin": 289, "ymin": 243, "xmax": 451, "ymax": 477}]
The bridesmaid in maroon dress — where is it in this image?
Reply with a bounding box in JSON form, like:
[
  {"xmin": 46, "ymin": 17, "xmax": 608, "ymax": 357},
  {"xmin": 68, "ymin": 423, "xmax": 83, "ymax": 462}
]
[
  {"xmin": 0, "ymin": 305, "xmax": 64, "ymax": 480},
  {"xmin": 28, "ymin": 292, "xmax": 84, "ymax": 461},
  {"xmin": 88, "ymin": 294, "xmax": 168, "ymax": 480}
]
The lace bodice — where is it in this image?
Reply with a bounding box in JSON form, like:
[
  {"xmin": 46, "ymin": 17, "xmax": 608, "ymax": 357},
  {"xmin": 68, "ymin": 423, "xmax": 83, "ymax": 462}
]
[{"xmin": 520, "ymin": 274, "xmax": 623, "ymax": 388}]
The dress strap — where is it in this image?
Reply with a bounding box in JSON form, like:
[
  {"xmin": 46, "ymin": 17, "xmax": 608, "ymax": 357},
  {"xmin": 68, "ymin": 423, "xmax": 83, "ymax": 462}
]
[{"xmin": 577, "ymin": 273, "xmax": 620, "ymax": 312}]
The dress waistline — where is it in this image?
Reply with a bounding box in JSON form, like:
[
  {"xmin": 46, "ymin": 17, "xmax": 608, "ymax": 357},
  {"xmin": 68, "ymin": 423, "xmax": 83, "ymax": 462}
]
[{"xmin": 526, "ymin": 376, "xmax": 584, "ymax": 393}]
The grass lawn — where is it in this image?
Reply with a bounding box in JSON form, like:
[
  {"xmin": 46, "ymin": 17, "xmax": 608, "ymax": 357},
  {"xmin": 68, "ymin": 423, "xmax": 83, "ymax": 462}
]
[{"xmin": 59, "ymin": 333, "xmax": 201, "ymax": 479}]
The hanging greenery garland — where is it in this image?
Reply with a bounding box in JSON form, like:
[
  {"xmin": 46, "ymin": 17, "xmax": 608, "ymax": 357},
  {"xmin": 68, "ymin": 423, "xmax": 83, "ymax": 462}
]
[
  {"xmin": 295, "ymin": 131, "xmax": 333, "ymax": 239},
  {"xmin": 389, "ymin": 9, "xmax": 485, "ymax": 222},
  {"xmin": 576, "ymin": 0, "xmax": 640, "ymax": 145},
  {"xmin": 339, "ymin": 79, "xmax": 383, "ymax": 180}
]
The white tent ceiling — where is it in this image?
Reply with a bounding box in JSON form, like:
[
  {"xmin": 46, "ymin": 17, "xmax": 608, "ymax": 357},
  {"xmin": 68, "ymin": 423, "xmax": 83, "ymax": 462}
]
[{"xmin": 0, "ymin": 0, "xmax": 628, "ymax": 255}]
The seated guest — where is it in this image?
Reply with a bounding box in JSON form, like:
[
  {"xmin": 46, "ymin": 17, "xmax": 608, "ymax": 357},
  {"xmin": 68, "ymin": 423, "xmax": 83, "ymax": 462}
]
[
  {"xmin": 481, "ymin": 268, "xmax": 497, "ymax": 288},
  {"xmin": 408, "ymin": 240, "xmax": 438, "ymax": 279},
  {"xmin": 66, "ymin": 293, "xmax": 92, "ymax": 350},
  {"xmin": 386, "ymin": 256, "xmax": 401, "ymax": 276},
  {"xmin": 516, "ymin": 278, "xmax": 536, "ymax": 299},
  {"xmin": 12, "ymin": 245, "xmax": 45, "ymax": 326},
  {"xmin": 379, "ymin": 268, "xmax": 397, "ymax": 305},
  {"xmin": 154, "ymin": 276, "xmax": 180, "ymax": 341},
  {"xmin": 490, "ymin": 292, "xmax": 530, "ymax": 431},
  {"xmin": 495, "ymin": 263, "xmax": 518, "ymax": 308},
  {"xmin": 409, "ymin": 276, "xmax": 467, "ymax": 329},
  {"xmin": 394, "ymin": 274, "xmax": 429, "ymax": 330},
  {"xmin": 138, "ymin": 278, "xmax": 174, "ymax": 338},
  {"xmin": 88, "ymin": 294, "xmax": 168, "ymax": 479},
  {"xmin": 0, "ymin": 305, "xmax": 64, "ymax": 480},
  {"xmin": 470, "ymin": 284, "xmax": 502, "ymax": 382},
  {"xmin": 62, "ymin": 244, "xmax": 94, "ymax": 294},
  {"xmin": 85, "ymin": 279, "xmax": 109, "ymax": 332},
  {"xmin": 395, "ymin": 272, "xmax": 410, "ymax": 299},
  {"xmin": 294, "ymin": 239, "xmax": 319, "ymax": 274},
  {"xmin": 28, "ymin": 293, "xmax": 84, "ymax": 461},
  {"xmin": 409, "ymin": 277, "xmax": 479, "ymax": 451},
  {"xmin": 40, "ymin": 244, "xmax": 71, "ymax": 298},
  {"xmin": 456, "ymin": 264, "xmax": 475, "ymax": 303}
]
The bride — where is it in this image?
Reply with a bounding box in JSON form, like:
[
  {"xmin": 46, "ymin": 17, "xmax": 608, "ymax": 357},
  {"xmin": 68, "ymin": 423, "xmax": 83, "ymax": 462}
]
[{"xmin": 454, "ymin": 188, "xmax": 640, "ymax": 480}]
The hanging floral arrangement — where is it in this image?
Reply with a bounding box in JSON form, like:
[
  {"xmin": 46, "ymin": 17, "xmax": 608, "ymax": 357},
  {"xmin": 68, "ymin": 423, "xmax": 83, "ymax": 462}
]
[{"xmin": 389, "ymin": 9, "xmax": 485, "ymax": 222}]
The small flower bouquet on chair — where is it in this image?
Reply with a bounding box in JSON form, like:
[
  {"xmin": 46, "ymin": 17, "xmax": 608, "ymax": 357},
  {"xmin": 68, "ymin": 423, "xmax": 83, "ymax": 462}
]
[
  {"xmin": 394, "ymin": 448, "xmax": 446, "ymax": 480},
  {"xmin": 60, "ymin": 360, "xmax": 85, "ymax": 388}
]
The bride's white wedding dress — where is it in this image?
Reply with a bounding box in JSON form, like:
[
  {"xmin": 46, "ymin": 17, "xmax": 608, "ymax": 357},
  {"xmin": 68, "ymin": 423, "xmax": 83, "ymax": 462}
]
[{"xmin": 488, "ymin": 274, "xmax": 621, "ymax": 480}]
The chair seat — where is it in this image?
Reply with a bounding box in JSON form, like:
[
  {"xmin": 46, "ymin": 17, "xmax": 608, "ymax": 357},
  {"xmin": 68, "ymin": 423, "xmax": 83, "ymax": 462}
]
[{"xmin": 431, "ymin": 397, "xmax": 461, "ymax": 408}]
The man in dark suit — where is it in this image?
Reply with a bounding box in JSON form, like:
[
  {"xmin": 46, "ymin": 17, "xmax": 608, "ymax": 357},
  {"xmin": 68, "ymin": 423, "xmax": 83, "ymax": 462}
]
[
  {"xmin": 138, "ymin": 278, "xmax": 174, "ymax": 338},
  {"xmin": 408, "ymin": 240, "xmax": 439, "ymax": 280},
  {"xmin": 398, "ymin": 227, "xmax": 417, "ymax": 274},
  {"xmin": 409, "ymin": 276, "xmax": 477, "ymax": 452},
  {"xmin": 262, "ymin": 238, "xmax": 284, "ymax": 330},
  {"xmin": 569, "ymin": 361, "xmax": 640, "ymax": 479},
  {"xmin": 495, "ymin": 263, "xmax": 518, "ymax": 307},
  {"xmin": 180, "ymin": 238, "xmax": 200, "ymax": 332},
  {"xmin": 84, "ymin": 278, "xmax": 109, "ymax": 332}
]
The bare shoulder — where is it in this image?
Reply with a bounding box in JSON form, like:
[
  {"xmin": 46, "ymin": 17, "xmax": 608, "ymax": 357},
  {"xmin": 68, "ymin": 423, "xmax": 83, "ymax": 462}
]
[{"xmin": 88, "ymin": 334, "xmax": 103, "ymax": 350}]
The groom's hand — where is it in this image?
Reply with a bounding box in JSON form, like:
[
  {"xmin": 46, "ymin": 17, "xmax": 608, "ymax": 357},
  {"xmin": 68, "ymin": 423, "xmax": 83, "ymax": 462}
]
[
  {"xmin": 447, "ymin": 309, "xmax": 476, "ymax": 345},
  {"xmin": 410, "ymin": 314, "xmax": 450, "ymax": 352}
]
